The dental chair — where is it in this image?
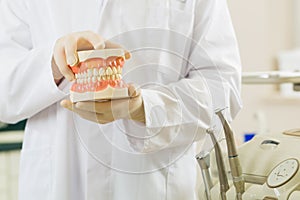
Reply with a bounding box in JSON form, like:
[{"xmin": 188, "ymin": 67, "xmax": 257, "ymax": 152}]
[{"xmin": 197, "ymin": 71, "xmax": 300, "ymax": 200}]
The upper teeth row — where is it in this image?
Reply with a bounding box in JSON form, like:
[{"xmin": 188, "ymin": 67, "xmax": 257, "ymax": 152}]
[{"xmin": 75, "ymin": 66, "xmax": 122, "ymax": 79}]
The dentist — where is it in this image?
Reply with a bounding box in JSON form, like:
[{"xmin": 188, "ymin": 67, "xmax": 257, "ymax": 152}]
[{"xmin": 0, "ymin": 0, "xmax": 242, "ymax": 199}]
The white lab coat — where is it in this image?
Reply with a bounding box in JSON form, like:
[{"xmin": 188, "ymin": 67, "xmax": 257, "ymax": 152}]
[{"xmin": 0, "ymin": 0, "xmax": 242, "ymax": 199}]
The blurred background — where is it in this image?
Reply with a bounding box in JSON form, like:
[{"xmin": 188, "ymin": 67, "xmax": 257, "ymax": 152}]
[
  {"xmin": 228, "ymin": 0, "xmax": 300, "ymax": 142},
  {"xmin": 0, "ymin": 121, "xmax": 24, "ymax": 200},
  {"xmin": 0, "ymin": 0, "xmax": 299, "ymax": 199}
]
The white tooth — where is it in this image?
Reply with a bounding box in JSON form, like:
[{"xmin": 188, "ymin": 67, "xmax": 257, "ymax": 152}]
[
  {"xmin": 102, "ymin": 76, "xmax": 106, "ymax": 80},
  {"xmin": 112, "ymin": 75, "xmax": 115, "ymax": 80},
  {"xmin": 92, "ymin": 76, "xmax": 97, "ymax": 83},
  {"xmin": 88, "ymin": 69, "xmax": 93, "ymax": 77},
  {"xmin": 87, "ymin": 77, "xmax": 91, "ymax": 83},
  {"xmin": 113, "ymin": 60, "xmax": 118, "ymax": 66},
  {"xmin": 93, "ymin": 68, "xmax": 98, "ymax": 76},
  {"xmin": 79, "ymin": 79, "xmax": 83, "ymax": 84},
  {"xmin": 75, "ymin": 74, "xmax": 78, "ymax": 79},
  {"xmin": 106, "ymin": 67, "xmax": 113, "ymax": 75},
  {"xmin": 107, "ymin": 75, "xmax": 111, "ymax": 80},
  {"xmin": 99, "ymin": 68, "xmax": 105, "ymax": 76},
  {"xmin": 117, "ymin": 66, "xmax": 122, "ymax": 74},
  {"xmin": 84, "ymin": 78, "xmax": 87, "ymax": 84},
  {"xmin": 83, "ymin": 71, "xmax": 87, "ymax": 78},
  {"xmin": 113, "ymin": 67, "xmax": 118, "ymax": 74},
  {"xmin": 97, "ymin": 76, "xmax": 101, "ymax": 82}
]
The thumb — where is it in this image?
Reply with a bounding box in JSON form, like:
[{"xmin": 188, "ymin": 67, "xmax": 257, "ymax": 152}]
[
  {"xmin": 128, "ymin": 84, "xmax": 140, "ymax": 98},
  {"xmin": 60, "ymin": 99, "xmax": 74, "ymax": 110}
]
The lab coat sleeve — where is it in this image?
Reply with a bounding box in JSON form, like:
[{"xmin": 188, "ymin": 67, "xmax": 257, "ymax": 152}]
[
  {"xmin": 0, "ymin": 0, "xmax": 67, "ymax": 123},
  {"xmin": 139, "ymin": 0, "xmax": 242, "ymax": 152}
]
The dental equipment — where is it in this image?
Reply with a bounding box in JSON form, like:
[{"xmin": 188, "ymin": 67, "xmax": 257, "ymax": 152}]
[
  {"xmin": 196, "ymin": 152, "xmax": 213, "ymax": 200},
  {"xmin": 70, "ymin": 49, "xmax": 130, "ymax": 102},
  {"xmin": 207, "ymin": 128, "xmax": 230, "ymax": 200},
  {"xmin": 216, "ymin": 109, "xmax": 245, "ymax": 200}
]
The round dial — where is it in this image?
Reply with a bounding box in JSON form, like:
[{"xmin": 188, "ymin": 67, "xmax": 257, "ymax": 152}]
[{"xmin": 267, "ymin": 158, "xmax": 299, "ymax": 188}]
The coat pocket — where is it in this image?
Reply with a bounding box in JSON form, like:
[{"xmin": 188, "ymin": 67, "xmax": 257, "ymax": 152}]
[{"xmin": 18, "ymin": 148, "xmax": 52, "ymax": 200}]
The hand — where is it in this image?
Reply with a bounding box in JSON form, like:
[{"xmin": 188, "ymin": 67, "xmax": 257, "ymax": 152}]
[
  {"xmin": 60, "ymin": 85, "xmax": 146, "ymax": 124},
  {"xmin": 52, "ymin": 31, "xmax": 106, "ymax": 83},
  {"xmin": 51, "ymin": 31, "xmax": 131, "ymax": 84}
]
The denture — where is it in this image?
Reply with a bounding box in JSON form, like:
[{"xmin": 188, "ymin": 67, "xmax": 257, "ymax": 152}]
[{"xmin": 70, "ymin": 49, "xmax": 129, "ymax": 102}]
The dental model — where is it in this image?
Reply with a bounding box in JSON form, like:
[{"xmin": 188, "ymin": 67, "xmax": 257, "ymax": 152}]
[{"xmin": 70, "ymin": 49, "xmax": 129, "ymax": 102}]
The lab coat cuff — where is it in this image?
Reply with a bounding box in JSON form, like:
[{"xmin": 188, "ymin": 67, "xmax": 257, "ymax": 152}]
[
  {"xmin": 141, "ymin": 89, "xmax": 182, "ymax": 128},
  {"xmin": 36, "ymin": 44, "xmax": 69, "ymax": 101}
]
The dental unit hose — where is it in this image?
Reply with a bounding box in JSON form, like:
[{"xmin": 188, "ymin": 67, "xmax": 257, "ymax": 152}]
[
  {"xmin": 207, "ymin": 128, "xmax": 229, "ymax": 200},
  {"xmin": 216, "ymin": 109, "xmax": 245, "ymax": 200}
]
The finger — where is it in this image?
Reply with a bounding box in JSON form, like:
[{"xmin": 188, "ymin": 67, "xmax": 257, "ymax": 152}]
[
  {"xmin": 73, "ymin": 109, "xmax": 109, "ymax": 124},
  {"xmin": 75, "ymin": 101, "xmax": 112, "ymax": 114},
  {"xmin": 74, "ymin": 85, "xmax": 140, "ymax": 113},
  {"xmin": 105, "ymin": 40, "xmax": 122, "ymax": 49},
  {"xmin": 60, "ymin": 99, "xmax": 74, "ymax": 110},
  {"xmin": 65, "ymin": 32, "xmax": 105, "ymax": 66},
  {"xmin": 64, "ymin": 36, "xmax": 79, "ymax": 67},
  {"xmin": 128, "ymin": 84, "xmax": 140, "ymax": 98},
  {"xmin": 53, "ymin": 43, "xmax": 75, "ymax": 81},
  {"xmin": 51, "ymin": 57, "xmax": 63, "ymax": 80},
  {"xmin": 77, "ymin": 31, "xmax": 106, "ymax": 50},
  {"xmin": 60, "ymin": 100, "xmax": 112, "ymax": 124},
  {"xmin": 105, "ymin": 40, "xmax": 131, "ymax": 60},
  {"xmin": 75, "ymin": 99, "xmax": 130, "ymax": 117},
  {"xmin": 124, "ymin": 52, "xmax": 131, "ymax": 60}
]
